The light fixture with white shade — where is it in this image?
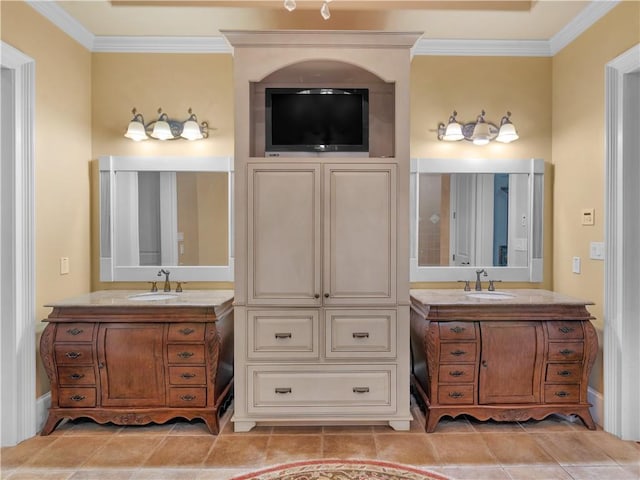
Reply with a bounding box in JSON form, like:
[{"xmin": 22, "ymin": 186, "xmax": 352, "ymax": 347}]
[
  {"xmin": 437, "ymin": 109, "xmax": 517, "ymax": 145},
  {"xmin": 284, "ymin": 0, "xmax": 333, "ymax": 20},
  {"xmin": 124, "ymin": 107, "xmax": 209, "ymax": 141}
]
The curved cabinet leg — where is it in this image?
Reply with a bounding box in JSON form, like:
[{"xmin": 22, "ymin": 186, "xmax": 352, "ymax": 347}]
[
  {"xmin": 233, "ymin": 420, "xmax": 257, "ymax": 432},
  {"xmin": 40, "ymin": 413, "xmax": 63, "ymax": 436},
  {"xmin": 200, "ymin": 413, "xmax": 220, "ymax": 435},
  {"xmin": 388, "ymin": 420, "xmax": 410, "ymax": 431}
]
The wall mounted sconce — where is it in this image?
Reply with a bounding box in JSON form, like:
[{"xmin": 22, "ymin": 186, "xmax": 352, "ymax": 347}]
[
  {"xmin": 124, "ymin": 107, "xmax": 209, "ymax": 141},
  {"xmin": 284, "ymin": 0, "xmax": 333, "ymax": 20},
  {"xmin": 437, "ymin": 110, "xmax": 519, "ymax": 145}
]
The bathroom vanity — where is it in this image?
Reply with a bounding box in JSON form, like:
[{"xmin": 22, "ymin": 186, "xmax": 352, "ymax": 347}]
[
  {"xmin": 410, "ymin": 289, "xmax": 597, "ymax": 432},
  {"xmin": 39, "ymin": 290, "xmax": 234, "ymax": 435}
]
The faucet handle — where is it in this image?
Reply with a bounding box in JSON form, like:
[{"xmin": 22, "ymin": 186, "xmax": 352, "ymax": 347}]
[
  {"xmin": 148, "ymin": 281, "xmax": 158, "ymax": 292},
  {"xmin": 488, "ymin": 280, "xmax": 502, "ymax": 291},
  {"xmin": 175, "ymin": 282, "xmax": 187, "ymax": 293},
  {"xmin": 458, "ymin": 280, "xmax": 471, "ymax": 292}
]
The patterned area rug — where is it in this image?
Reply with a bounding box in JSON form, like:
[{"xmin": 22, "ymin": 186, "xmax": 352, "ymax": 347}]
[{"xmin": 231, "ymin": 459, "xmax": 449, "ymax": 480}]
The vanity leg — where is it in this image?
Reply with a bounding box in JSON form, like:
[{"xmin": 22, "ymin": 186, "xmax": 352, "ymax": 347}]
[
  {"xmin": 425, "ymin": 411, "xmax": 442, "ymax": 433},
  {"xmin": 200, "ymin": 413, "xmax": 220, "ymax": 435},
  {"xmin": 388, "ymin": 420, "xmax": 410, "ymax": 431},
  {"xmin": 40, "ymin": 413, "xmax": 63, "ymax": 436},
  {"xmin": 233, "ymin": 420, "xmax": 257, "ymax": 432}
]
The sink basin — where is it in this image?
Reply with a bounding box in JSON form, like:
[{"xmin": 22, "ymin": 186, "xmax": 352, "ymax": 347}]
[
  {"xmin": 466, "ymin": 291, "xmax": 515, "ymax": 300},
  {"xmin": 128, "ymin": 292, "xmax": 178, "ymax": 301}
]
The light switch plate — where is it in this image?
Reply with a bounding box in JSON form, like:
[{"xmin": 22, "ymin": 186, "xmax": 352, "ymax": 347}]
[
  {"xmin": 572, "ymin": 256, "xmax": 581, "ymax": 274},
  {"xmin": 581, "ymin": 208, "xmax": 595, "ymax": 226},
  {"xmin": 60, "ymin": 257, "xmax": 70, "ymax": 275},
  {"xmin": 590, "ymin": 242, "xmax": 605, "ymax": 260}
]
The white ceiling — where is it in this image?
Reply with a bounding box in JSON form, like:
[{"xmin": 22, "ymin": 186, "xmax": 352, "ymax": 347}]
[{"xmin": 30, "ymin": 1, "xmax": 619, "ymax": 56}]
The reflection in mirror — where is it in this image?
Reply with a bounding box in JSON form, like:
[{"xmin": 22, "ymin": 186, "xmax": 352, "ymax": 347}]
[
  {"xmin": 410, "ymin": 158, "xmax": 544, "ymax": 283},
  {"xmin": 99, "ymin": 156, "xmax": 233, "ymax": 282}
]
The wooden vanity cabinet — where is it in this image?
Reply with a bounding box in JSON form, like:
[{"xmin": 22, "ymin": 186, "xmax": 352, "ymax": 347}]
[
  {"xmin": 40, "ymin": 301, "xmax": 233, "ymax": 435},
  {"xmin": 410, "ymin": 291, "xmax": 598, "ymax": 433}
]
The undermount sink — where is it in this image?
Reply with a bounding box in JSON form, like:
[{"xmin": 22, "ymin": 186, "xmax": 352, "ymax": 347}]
[
  {"xmin": 128, "ymin": 292, "xmax": 178, "ymax": 301},
  {"xmin": 466, "ymin": 291, "xmax": 515, "ymax": 300}
]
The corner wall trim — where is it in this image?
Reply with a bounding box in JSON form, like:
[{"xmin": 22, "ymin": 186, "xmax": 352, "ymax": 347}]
[
  {"xmin": 36, "ymin": 392, "xmax": 51, "ymax": 433},
  {"xmin": 588, "ymin": 386, "xmax": 604, "ymax": 428}
]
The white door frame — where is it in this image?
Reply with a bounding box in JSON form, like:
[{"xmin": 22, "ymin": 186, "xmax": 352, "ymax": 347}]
[
  {"xmin": 0, "ymin": 42, "xmax": 36, "ymax": 446},
  {"xmin": 604, "ymin": 43, "xmax": 640, "ymax": 441}
]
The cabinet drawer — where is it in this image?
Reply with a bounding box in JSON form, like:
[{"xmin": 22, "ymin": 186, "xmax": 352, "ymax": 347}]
[
  {"xmin": 439, "ymin": 342, "xmax": 477, "ymax": 363},
  {"xmin": 547, "ymin": 342, "xmax": 584, "ymax": 362},
  {"xmin": 545, "ymin": 363, "xmax": 582, "ymax": 383},
  {"xmin": 168, "ymin": 323, "xmax": 205, "ymax": 342},
  {"xmin": 325, "ymin": 309, "xmax": 396, "ymax": 358},
  {"xmin": 438, "ymin": 364, "xmax": 476, "ymax": 383},
  {"xmin": 544, "ymin": 384, "xmax": 580, "ymax": 403},
  {"xmin": 54, "ymin": 344, "xmax": 94, "ymax": 365},
  {"xmin": 167, "ymin": 344, "xmax": 205, "ymax": 364},
  {"xmin": 546, "ymin": 322, "xmax": 584, "ymax": 340},
  {"xmin": 168, "ymin": 388, "xmax": 207, "ymax": 407},
  {"xmin": 248, "ymin": 366, "xmax": 395, "ymax": 414},
  {"xmin": 439, "ymin": 322, "xmax": 476, "ymax": 341},
  {"xmin": 57, "ymin": 366, "xmax": 96, "ymax": 386},
  {"xmin": 437, "ymin": 385, "xmax": 475, "ymax": 405},
  {"xmin": 59, "ymin": 387, "xmax": 96, "ymax": 407},
  {"xmin": 169, "ymin": 366, "xmax": 207, "ymax": 385},
  {"xmin": 248, "ymin": 310, "xmax": 318, "ymax": 360},
  {"xmin": 55, "ymin": 323, "xmax": 95, "ymax": 342}
]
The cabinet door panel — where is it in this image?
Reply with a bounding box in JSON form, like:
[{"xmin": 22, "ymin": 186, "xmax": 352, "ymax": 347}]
[
  {"xmin": 324, "ymin": 164, "xmax": 396, "ymax": 305},
  {"xmin": 98, "ymin": 324, "xmax": 166, "ymax": 407},
  {"xmin": 248, "ymin": 164, "xmax": 321, "ymax": 305},
  {"xmin": 479, "ymin": 322, "xmax": 543, "ymax": 404}
]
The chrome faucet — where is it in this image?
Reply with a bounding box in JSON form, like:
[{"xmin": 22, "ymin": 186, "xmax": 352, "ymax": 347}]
[
  {"xmin": 475, "ymin": 269, "xmax": 488, "ymax": 291},
  {"xmin": 158, "ymin": 269, "xmax": 171, "ymax": 292}
]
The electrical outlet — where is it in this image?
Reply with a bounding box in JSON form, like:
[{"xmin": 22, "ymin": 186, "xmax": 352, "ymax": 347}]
[
  {"xmin": 60, "ymin": 257, "xmax": 70, "ymax": 275},
  {"xmin": 572, "ymin": 256, "xmax": 581, "ymax": 274}
]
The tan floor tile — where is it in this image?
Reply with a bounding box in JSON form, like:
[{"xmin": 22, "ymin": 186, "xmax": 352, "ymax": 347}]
[
  {"xmin": 169, "ymin": 421, "xmax": 217, "ymax": 436},
  {"xmin": 0, "ymin": 436, "xmax": 60, "ymax": 469},
  {"xmin": 220, "ymin": 420, "xmax": 271, "ymax": 436},
  {"xmin": 23, "ymin": 437, "xmax": 109, "ymax": 469},
  {"xmin": 563, "ymin": 464, "xmax": 640, "ymax": 480},
  {"xmin": 481, "ymin": 433, "xmax": 556, "ymax": 465},
  {"xmin": 469, "ymin": 419, "xmax": 526, "ymax": 433},
  {"xmin": 3, "ymin": 470, "xmax": 74, "ymax": 480},
  {"xmin": 322, "ymin": 425, "xmax": 374, "ymax": 435},
  {"xmin": 532, "ymin": 432, "xmax": 618, "ymax": 466},
  {"xmin": 144, "ymin": 436, "xmax": 216, "ymax": 467},
  {"xmin": 428, "ymin": 433, "xmax": 499, "ymax": 466},
  {"xmin": 197, "ymin": 468, "xmax": 251, "ymax": 480},
  {"xmin": 203, "ymin": 436, "xmax": 269, "ymax": 468},
  {"xmin": 270, "ymin": 425, "xmax": 323, "ymax": 435},
  {"xmin": 437, "ymin": 466, "xmax": 511, "ymax": 480},
  {"xmin": 374, "ymin": 433, "xmax": 439, "ymax": 466},
  {"xmin": 580, "ymin": 431, "xmax": 640, "ymax": 465},
  {"xmin": 265, "ymin": 435, "xmax": 322, "ymax": 463},
  {"xmin": 322, "ymin": 434, "xmax": 377, "ymax": 459},
  {"xmin": 68, "ymin": 469, "xmax": 136, "ymax": 479},
  {"xmin": 518, "ymin": 416, "xmax": 583, "ymax": 432},
  {"xmin": 116, "ymin": 423, "xmax": 176, "ymax": 436},
  {"xmin": 130, "ymin": 468, "xmax": 204, "ymax": 479},
  {"xmin": 427, "ymin": 416, "xmax": 475, "ymax": 433},
  {"xmin": 502, "ymin": 466, "xmax": 573, "ymax": 480},
  {"xmin": 60, "ymin": 419, "xmax": 123, "ymax": 436},
  {"xmin": 82, "ymin": 436, "xmax": 164, "ymax": 468}
]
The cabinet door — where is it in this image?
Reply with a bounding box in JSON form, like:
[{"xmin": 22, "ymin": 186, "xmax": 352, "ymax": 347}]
[
  {"xmin": 97, "ymin": 324, "xmax": 166, "ymax": 407},
  {"xmin": 478, "ymin": 322, "xmax": 543, "ymax": 404},
  {"xmin": 323, "ymin": 164, "xmax": 396, "ymax": 305},
  {"xmin": 248, "ymin": 164, "xmax": 321, "ymax": 305}
]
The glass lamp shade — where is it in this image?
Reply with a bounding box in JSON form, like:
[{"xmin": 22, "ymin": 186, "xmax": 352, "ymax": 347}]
[
  {"xmin": 472, "ymin": 121, "xmax": 491, "ymax": 146},
  {"xmin": 284, "ymin": 0, "xmax": 296, "ymax": 11},
  {"xmin": 320, "ymin": 1, "xmax": 331, "ymax": 19},
  {"xmin": 443, "ymin": 121, "xmax": 464, "ymax": 141},
  {"xmin": 124, "ymin": 120, "xmax": 148, "ymax": 141},
  {"xmin": 180, "ymin": 120, "xmax": 203, "ymax": 141},
  {"xmin": 496, "ymin": 122, "xmax": 519, "ymax": 143},
  {"xmin": 150, "ymin": 120, "xmax": 173, "ymax": 140}
]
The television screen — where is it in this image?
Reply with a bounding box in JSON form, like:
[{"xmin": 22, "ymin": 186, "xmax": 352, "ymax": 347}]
[{"xmin": 265, "ymin": 88, "xmax": 369, "ymax": 153}]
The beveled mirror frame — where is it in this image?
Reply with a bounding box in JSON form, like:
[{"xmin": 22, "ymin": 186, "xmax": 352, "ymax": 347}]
[
  {"xmin": 99, "ymin": 155, "xmax": 234, "ymax": 282},
  {"xmin": 410, "ymin": 157, "xmax": 544, "ymax": 282}
]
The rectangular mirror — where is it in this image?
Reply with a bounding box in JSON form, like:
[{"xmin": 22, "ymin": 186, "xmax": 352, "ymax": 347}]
[
  {"xmin": 410, "ymin": 158, "xmax": 543, "ymax": 282},
  {"xmin": 99, "ymin": 156, "xmax": 234, "ymax": 282}
]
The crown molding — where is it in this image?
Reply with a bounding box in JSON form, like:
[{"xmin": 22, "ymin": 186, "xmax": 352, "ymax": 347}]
[{"xmin": 27, "ymin": 0, "xmax": 620, "ymax": 57}]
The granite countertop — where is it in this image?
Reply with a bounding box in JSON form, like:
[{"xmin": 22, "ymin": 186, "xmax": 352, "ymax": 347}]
[
  {"xmin": 410, "ymin": 288, "xmax": 593, "ymax": 306},
  {"xmin": 45, "ymin": 289, "xmax": 234, "ymax": 308}
]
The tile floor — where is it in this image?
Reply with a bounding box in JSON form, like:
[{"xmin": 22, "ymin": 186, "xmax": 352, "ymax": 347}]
[{"xmin": 1, "ymin": 402, "xmax": 638, "ymax": 480}]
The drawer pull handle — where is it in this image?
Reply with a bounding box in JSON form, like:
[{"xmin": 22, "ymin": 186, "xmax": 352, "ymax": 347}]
[
  {"xmin": 65, "ymin": 352, "xmax": 82, "ymax": 359},
  {"xmin": 558, "ymin": 326, "xmax": 574, "ymax": 334},
  {"xmin": 70, "ymin": 394, "xmax": 86, "ymax": 402},
  {"xmin": 66, "ymin": 328, "xmax": 84, "ymax": 336},
  {"xmin": 352, "ymin": 332, "xmax": 370, "ymax": 339},
  {"xmin": 180, "ymin": 372, "xmax": 196, "ymax": 379},
  {"xmin": 555, "ymin": 391, "xmax": 570, "ymax": 398},
  {"xmin": 177, "ymin": 351, "xmax": 194, "ymax": 359},
  {"xmin": 180, "ymin": 394, "xmax": 196, "ymax": 401},
  {"xmin": 557, "ymin": 370, "xmax": 572, "ymax": 377},
  {"xmin": 559, "ymin": 349, "xmax": 575, "ymax": 356},
  {"xmin": 448, "ymin": 392, "xmax": 464, "ymax": 399},
  {"xmin": 352, "ymin": 387, "xmax": 370, "ymax": 393},
  {"xmin": 69, "ymin": 373, "xmax": 85, "ymax": 380},
  {"xmin": 450, "ymin": 326, "xmax": 465, "ymax": 334},
  {"xmin": 450, "ymin": 350, "xmax": 466, "ymax": 357},
  {"xmin": 179, "ymin": 328, "xmax": 195, "ymax": 336},
  {"xmin": 274, "ymin": 332, "xmax": 292, "ymax": 339},
  {"xmin": 275, "ymin": 388, "xmax": 292, "ymax": 394},
  {"xmin": 449, "ymin": 370, "xmax": 465, "ymax": 377}
]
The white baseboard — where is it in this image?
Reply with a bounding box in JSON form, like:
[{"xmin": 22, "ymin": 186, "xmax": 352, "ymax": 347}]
[
  {"xmin": 588, "ymin": 386, "xmax": 604, "ymax": 428},
  {"xmin": 36, "ymin": 392, "xmax": 51, "ymax": 433}
]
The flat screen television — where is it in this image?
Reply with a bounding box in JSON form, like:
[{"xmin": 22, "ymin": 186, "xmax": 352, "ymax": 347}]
[{"xmin": 265, "ymin": 87, "xmax": 369, "ymax": 154}]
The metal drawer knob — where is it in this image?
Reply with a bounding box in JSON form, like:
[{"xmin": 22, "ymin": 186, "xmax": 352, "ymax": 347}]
[
  {"xmin": 70, "ymin": 394, "xmax": 86, "ymax": 402},
  {"xmin": 180, "ymin": 394, "xmax": 196, "ymax": 401},
  {"xmin": 177, "ymin": 351, "xmax": 194, "ymax": 359},
  {"xmin": 275, "ymin": 387, "xmax": 292, "ymax": 394},
  {"xmin": 449, "ymin": 370, "xmax": 465, "ymax": 377},
  {"xmin": 555, "ymin": 391, "xmax": 570, "ymax": 398},
  {"xmin": 180, "ymin": 372, "xmax": 196, "ymax": 379},
  {"xmin": 179, "ymin": 328, "xmax": 195, "ymax": 336},
  {"xmin": 65, "ymin": 352, "xmax": 82, "ymax": 359},
  {"xmin": 559, "ymin": 349, "xmax": 575, "ymax": 356},
  {"xmin": 557, "ymin": 370, "xmax": 572, "ymax": 377},
  {"xmin": 274, "ymin": 332, "xmax": 292, "ymax": 339},
  {"xmin": 448, "ymin": 392, "xmax": 464, "ymax": 399},
  {"xmin": 352, "ymin": 332, "xmax": 370, "ymax": 339},
  {"xmin": 450, "ymin": 350, "xmax": 466, "ymax": 357},
  {"xmin": 69, "ymin": 373, "xmax": 85, "ymax": 380},
  {"xmin": 66, "ymin": 328, "xmax": 84, "ymax": 336},
  {"xmin": 352, "ymin": 387, "xmax": 370, "ymax": 393},
  {"xmin": 450, "ymin": 326, "xmax": 465, "ymax": 334},
  {"xmin": 558, "ymin": 326, "xmax": 574, "ymax": 334}
]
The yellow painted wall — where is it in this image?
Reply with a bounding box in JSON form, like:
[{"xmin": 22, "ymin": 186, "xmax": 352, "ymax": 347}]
[
  {"xmin": 552, "ymin": 1, "xmax": 640, "ymax": 393},
  {"xmin": 1, "ymin": 1, "xmax": 93, "ymax": 397},
  {"xmin": 410, "ymin": 56, "xmax": 554, "ymax": 290}
]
